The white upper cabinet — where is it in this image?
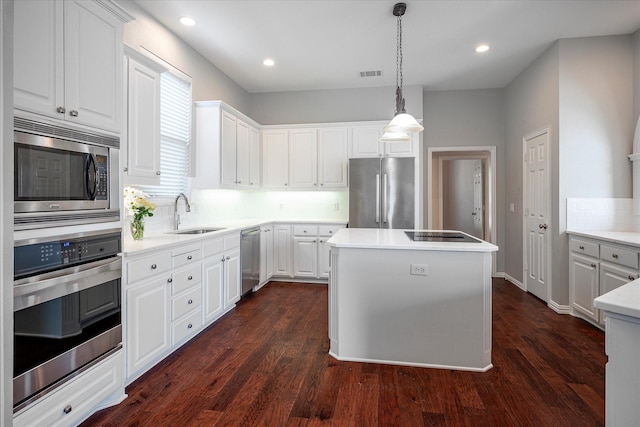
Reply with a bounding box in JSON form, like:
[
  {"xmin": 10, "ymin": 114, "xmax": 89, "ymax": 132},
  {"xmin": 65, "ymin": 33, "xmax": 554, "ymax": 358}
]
[
  {"xmin": 14, "ymin": 0, "xmax": 130, "ymax": 133},
  {"xmin": 194, "ymin": 101, "xmax": 261, "ymax": 190},
  {"xmin": 318, "ymin": 127, "xmax": 349, "ymax": 188},
  {"xmin": 289, "ymin": 129, "xmax": 318, "ymax": 189},
  {"xmin": 351, "ymin": 124, "xmax": 416, "ymax": 158},
  {"xmin": 124, "ymin": 49, "xmax": 164, "ymax": 185},
  {"xmin": 262, "ymin": 129, "xmax": 290, "ymax": 189}
]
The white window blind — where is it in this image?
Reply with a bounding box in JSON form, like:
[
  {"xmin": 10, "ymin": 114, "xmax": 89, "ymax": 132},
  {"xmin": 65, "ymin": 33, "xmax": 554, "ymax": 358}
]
[{"xmin": 151, "ymin": 70, "xmax": 192, "ymax": 197}]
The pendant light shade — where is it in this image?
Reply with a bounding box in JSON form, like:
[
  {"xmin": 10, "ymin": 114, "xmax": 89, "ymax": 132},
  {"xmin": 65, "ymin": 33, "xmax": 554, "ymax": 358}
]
[
  {"xmin": 379, "ymin": 130, "xmax": 412, "ymax": 142},
  {"xmin": 381, "ymin": 3, "xmax": 423, "ymax": 139}
]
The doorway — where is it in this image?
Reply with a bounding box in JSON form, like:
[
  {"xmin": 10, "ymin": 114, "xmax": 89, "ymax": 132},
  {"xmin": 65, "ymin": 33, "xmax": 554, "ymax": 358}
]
[{"xmin": 427, "ymin": 146, "xmax": 496, "ymax": 275}]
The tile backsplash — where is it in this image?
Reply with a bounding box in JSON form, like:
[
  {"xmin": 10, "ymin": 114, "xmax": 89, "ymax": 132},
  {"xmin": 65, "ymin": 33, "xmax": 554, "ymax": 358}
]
[{"xmin": 567, "ymin": 198, "xmax": 640, "ymax": 232}]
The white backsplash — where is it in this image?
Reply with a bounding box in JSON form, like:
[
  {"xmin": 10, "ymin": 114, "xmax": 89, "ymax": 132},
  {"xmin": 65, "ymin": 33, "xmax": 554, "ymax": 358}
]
[
  {"xmin": 567, "ymin": 198, "xmax": 640, "ymax": 231},
  {"xmin": 135, "ymin": 189, "xmax": 349, "ymax": 233}
]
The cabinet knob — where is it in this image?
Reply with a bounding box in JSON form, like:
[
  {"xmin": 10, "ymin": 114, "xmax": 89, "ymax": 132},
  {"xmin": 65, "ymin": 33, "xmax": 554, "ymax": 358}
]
[
  {"xmin": 590, "ymin": 263, "xmax": 596, "ymax": 268},
  {"xmin": 167, "ymin": 278, "xmax": 173, "ymax": 283},
  {"xmin": 226, "ymin": 256, "xmax": 231, "ymax": 260},
  {"xmin": 612, "ymin": 254, "xmax": 619, "ymax": 259},
  {"xmin": 320, "ymin": 183, "xmax": 324, "ymax": 186},
  {"xmin": 579, "ymin": 245, "xmax": 585, "ymax": 250},
  {"xmin": 123, "ymin": 166, "xmax": 128, "ymax": 172},
  {"xmin": 151, "ymin": 264, "xmax": 157, "ymax": 269},
  {"xmin": 187, "ymin": 255, "xmax": 193, "ymax": 260},
  {"xmin": 320, "ymin": 240, "xmax": 324, "ymax": 243},
  {"xmin": 69, "ymin": 110, "xmax": 79, "ymax": 117},
  {"xmin": 221, "ymin": 257, "xmax": 226, "ymax": 262},
  {"xmin": 156, "ymin": 171, "xmax": 161, "ymax": 175},
  {"xmin": 314, "ymin": 183, "xmax": 317, "ymax": 186},
  {"xmin": 628, "ymin": 275, "xmax": 636, "ymax": 281},
  {"xmin": 63, "ymin": 405, "xmax": 72, "ymax": 414},
  {"xmin": 188, "ymin": 275, "xmax": 193, "ymax": 280},
  {"xmin": 313, "ymin": 240, "xmax": 317, "ymax": 243},
  {"xmin": 284, "ymin": 183, "xmax": 288, "ymax": 186},
  {"xmin": 56, "ymin": 106, "xmax": 66, "ymax": 114},
  {"xmin": 188, "ymin": 299, "xmax": 193, "ymax": 304},
  {"xmin": 187, "ymin": 323, "xmax": 193, "ymax": 329}
]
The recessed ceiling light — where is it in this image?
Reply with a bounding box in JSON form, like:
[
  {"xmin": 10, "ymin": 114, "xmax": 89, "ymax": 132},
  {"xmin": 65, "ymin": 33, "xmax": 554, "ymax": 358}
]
[
  {"xmin": 475, "ymin": 44, "xmax": 490, "ymax": 53},
  {"xmin": 263, "ymin": 58, "xmax": 275, "ymax": 67},
  {"xmin": 180, "ymin": 16, "xmax": 196, "ymax": 26}
]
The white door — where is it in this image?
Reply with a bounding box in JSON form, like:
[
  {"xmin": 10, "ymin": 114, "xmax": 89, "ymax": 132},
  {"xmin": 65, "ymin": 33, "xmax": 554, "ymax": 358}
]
[
  {"xmin": 523, "ymin": 129, "xmax": 550, "ymax": 302},
  {"xmin": 473, "ymin": 160, "xmax": 484, "ymax": 239}
]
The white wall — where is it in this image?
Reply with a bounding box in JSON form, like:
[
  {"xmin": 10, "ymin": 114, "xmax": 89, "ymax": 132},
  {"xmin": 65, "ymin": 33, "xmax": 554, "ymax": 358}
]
[
  {"xmin": 422, "ymin": 89, "xmax": 505, "ymax": 272},
  {"xmin": 117, "ymin": 0, "xmax": 250, "ymax": 110},
  {"xmin": 1, "ymin": 1, "xmax": 13, "ymax": 423}
]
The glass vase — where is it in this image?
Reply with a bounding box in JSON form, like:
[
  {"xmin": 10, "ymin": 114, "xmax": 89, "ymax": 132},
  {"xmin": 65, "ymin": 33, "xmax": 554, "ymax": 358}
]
[{"xmin": 130, "ymin": 216, "xmax": 145, "ymax": 240}]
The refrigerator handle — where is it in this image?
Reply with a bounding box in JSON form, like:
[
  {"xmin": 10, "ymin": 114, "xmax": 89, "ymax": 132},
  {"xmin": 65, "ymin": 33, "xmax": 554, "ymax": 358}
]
[
  {"xmin": 383, "ymin": 173, "xmax": 388, "ymax": 224},
  {"xmin": 375, "ymin": 173, "xmax": 380, "ymax": 223}
]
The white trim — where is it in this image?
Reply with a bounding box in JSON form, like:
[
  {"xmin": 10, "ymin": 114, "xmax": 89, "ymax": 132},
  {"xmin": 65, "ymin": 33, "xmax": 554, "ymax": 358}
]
[
  {"xmin": 548, "ymin": 300, "xmax": 571, "ymax": 315},
  {"xmin": 502, "ymin": 273, "xmax": 525, "ymax": 290},
  {"xmin": 426, "ymin": 146, "xmax": 497, "ymax": 277}
]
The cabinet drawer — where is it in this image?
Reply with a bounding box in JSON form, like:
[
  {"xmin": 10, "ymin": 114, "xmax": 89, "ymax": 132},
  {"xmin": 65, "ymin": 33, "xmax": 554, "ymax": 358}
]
[
  {"xmin": 293, "ymin": 225, "xmax": 318, "ymax": 236},
  {"xmin": 172, "ymin": 264, "xmax": 202, "ymax": 295},
  {"xmin": 14, "ymin": 351, "xmax": 123, "ymax": 427},
  {"xmin": 127, "ymin": 251, "xmax": 171, "ymax": 284},
  {"xmin": 172, "ymin": 310, "xmax": 202, "ymax": 345},
  {"xmin": 224, "ymin": 233, "xmax": 241, "ymax": 250},
  {"xmin": 600, "ymin": 244, "xmax": 639, "ymax": 269},
  {"xmin": 203, "ymin": 238, "xmax": 224, "ymax": 258},
  {"xmin": 172, "ymin": 248, "xmax": 202, "ymax": 269},
  {"xmin": 171, "ymin": 286, "xmax": 201, "ymax": 321},
  {"xmin": 569, "ymin": 239, "xmax": 599, "ymax": 258},
  {"xmin": 318, "ymin": 224, "xmax": 345, "ymax": 237}
]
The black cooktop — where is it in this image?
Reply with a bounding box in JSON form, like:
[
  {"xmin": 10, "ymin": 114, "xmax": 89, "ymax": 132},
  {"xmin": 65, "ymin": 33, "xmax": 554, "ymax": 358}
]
[{"xmin": 404, "ymin": 231, "xmax": 481, "ymax": 243}]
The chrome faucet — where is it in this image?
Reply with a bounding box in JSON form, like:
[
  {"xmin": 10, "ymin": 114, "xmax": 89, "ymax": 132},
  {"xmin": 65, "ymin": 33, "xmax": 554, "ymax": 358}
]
[{"xmin": 174, "ymin": 193, "xmax": 191, "ymax": 230}]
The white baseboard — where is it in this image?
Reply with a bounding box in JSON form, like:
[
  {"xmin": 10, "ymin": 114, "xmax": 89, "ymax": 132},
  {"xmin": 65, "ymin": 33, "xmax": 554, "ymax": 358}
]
[
  {"xmin": 547, "ymin": 300, "xmax": 571, "ymax": 314},
  {"xmin": 497, "ymin": 272, "xmax": 525, "ymax": 290}
]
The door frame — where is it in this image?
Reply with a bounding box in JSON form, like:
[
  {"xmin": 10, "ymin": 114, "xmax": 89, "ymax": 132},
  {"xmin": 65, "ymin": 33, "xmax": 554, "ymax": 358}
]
[
  {"xmin": 522, "ymin": 127, "xmax": 552, "ymax": 302},
  {"xmin": 426, "ymin": 146, "xmax": 497, "ymax": 277}
]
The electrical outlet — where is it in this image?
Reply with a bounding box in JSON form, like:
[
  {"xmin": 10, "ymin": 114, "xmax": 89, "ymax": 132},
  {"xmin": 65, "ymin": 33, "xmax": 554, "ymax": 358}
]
[{"xmin": 410, "ymin": 264, "xmax": 428, "ymax": 276}]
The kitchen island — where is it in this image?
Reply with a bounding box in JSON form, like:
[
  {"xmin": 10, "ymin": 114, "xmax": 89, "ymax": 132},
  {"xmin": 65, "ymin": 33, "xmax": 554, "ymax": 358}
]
[{"xmin": 326, "ymin": 229, "xmax": 498, "ymax": 371}]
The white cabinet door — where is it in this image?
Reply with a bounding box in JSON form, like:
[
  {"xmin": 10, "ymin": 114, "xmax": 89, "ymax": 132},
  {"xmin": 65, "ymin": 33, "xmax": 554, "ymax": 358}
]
[
  {"xmin": 273, "ymin": 225, "xmax": 292, "ymax": 276},
  {"xmin": 293, "ymin": 237, "xmax": 318, "ymax": 277},
  {"xmin": 223, "ymin": 248, "xmax": 241, "ymax": 309},
  {"xmin": 599, "ymin": 262, "xmax": 639, "ymax": 325},
  {"xmin": 13, "ymin": 0, "xmax": 62, "ymax": 119},
  {"xmin": 351, "ymin": 126, "xmax": 382, "ymax": 158},
  {"xmin": 570, "ymin": 253, "xmax": 599, "ymax": 322},
  {"xmin": 126, "ymin": 56, "xmax": 161, "ymax": 183},
  {"xmin": 262, "ymin": 130, "xmax": 289, "ymax": 188},
  {"xmin": 64, "ymin": 0, "xmax": 123, "ymax": 132},
  {"xmin": 265, "ymin": 226, "xmax": 274, "ymax": 279},
  {"xmin": 126, "ymin": 276, "xmax": 170, "ymax": 378},
  {"xmin": 202, "ymin": 256, "xmax": 224, "ymax": 324},
  {"xmin": 220, "ymin": 110, "xmax": 238, "ymax": 187},
  {"xmin": 249, "ymin": 125, "xmax": 261, "ymax": 187},
  {"xmin": 289, "ymin": 129, "xmax": 318, "ymax": 189},
  {"xmin": 259, "ymin": 225, "xmax": 274, "ymax": 285},
  {"xmin": 318, "ymin": 127, "xmax": 349, "ymax": 189},
  {"xmin": 318, "ymin": 238, "xmax": 332, "ymax": 279},
  {"xmin": 235, "ymin": 119, "xmax": 251, "ymax": 187}
]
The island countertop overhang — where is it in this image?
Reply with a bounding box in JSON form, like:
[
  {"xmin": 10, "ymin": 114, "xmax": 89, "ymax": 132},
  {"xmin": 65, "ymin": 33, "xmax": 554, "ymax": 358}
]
[{"xmin": 326, "ymin": 228, "xmax": 498, "ymax": 253}]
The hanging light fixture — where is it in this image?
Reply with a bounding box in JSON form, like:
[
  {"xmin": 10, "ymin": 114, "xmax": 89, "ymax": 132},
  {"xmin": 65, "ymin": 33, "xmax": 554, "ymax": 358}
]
[{"xmin": 381, "ymin": 2, "xmax": 423, "ymax": 139}]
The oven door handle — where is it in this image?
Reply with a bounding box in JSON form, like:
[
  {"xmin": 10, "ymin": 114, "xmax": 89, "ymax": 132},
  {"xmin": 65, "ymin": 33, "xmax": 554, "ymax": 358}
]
[
  {"xmin": 86, "ymin": 154, "xmax": 98, "ymax": 200},
  {"xmin": 14, "ymin": 256, "xmax": 122, "ymax": 311}
]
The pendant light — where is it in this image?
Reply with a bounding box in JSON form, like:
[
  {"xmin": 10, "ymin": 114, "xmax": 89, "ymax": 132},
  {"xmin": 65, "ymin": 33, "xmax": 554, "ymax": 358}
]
[{"xmin": 382, "ymin": 2, "xmax": 423, "ymax": 138}]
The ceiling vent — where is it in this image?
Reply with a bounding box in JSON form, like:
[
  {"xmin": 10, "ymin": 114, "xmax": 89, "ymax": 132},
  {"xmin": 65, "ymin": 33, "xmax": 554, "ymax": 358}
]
[{"xmin": 359, "ymin": 70, "xmax": 382, "ymax": 78}]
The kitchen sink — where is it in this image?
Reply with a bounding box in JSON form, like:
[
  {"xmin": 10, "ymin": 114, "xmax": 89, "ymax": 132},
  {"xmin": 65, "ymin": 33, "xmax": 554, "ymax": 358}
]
[{"xmin": 172, "ymin": 227, "xmax": 225, "ymax": 235}]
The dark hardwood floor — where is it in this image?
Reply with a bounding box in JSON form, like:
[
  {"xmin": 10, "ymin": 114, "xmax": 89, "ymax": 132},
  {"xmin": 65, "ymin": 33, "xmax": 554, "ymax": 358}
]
[{"xmin": 83, "ymin": 279, "xmax": 606, "ymax": 426}]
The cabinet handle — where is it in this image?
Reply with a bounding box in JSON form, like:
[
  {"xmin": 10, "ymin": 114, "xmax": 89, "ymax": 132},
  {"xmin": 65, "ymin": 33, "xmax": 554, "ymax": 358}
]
[
  {"xmin": 123, "ymin": 166, "xmax": 128, "ymax": 172},
  {"xmin": 187, "ymin": 255, "xmax": 193, "ymax": 260},
  {"xmin": 56, "ymin": 106, "xmax": 66, "ymax": 114},
  {"xmin": 63, "ymin": 405, "xmax": 72, "ymax": 414},
  {"xmin": 612, "ymin": 254, "xmax": 619, "ymax": 259},
  {"xmin": 187, "ymin": 323, "xmax": 193, "ymax": 329},
  {"xmin": 188, "ymin": 275, "xmax": 193, "ymax": 280},
  {"xmin": 590, "ymin": 263, "xmax": 596, "ymax": 268},
  {"xmin": 579, "ymin": 245, "xmax": 585, "ymax": 250},
  {"xmin": 69, "ymin": 110, "xmax": 78, "ymax": 117},
  {"xmin": 167, "ymin": 278, "xmax": 173, "ymax": 283},
  {"xmin": 151, "ymin": 264, "xmax": 157, "ymax": 269},
  {"xmin": 188, "ymin": 299, "xmax": 193, "ymax": 304}
]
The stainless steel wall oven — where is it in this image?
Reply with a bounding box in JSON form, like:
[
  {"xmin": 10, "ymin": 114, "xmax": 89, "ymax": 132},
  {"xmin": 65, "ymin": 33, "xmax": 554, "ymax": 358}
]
[
  {"xmin": 13, "ymin": 117, "xmax": 120, "ymax": 230},
  {"xmin": 13, "ymin": 229, "xmax": 122, "ymax": 411}
]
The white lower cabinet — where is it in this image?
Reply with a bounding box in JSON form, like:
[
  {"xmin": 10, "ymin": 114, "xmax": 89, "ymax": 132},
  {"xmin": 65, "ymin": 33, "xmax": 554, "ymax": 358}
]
[
  {"xmin": 259, "ymin": 224, "xmax": 274, "ymax": 287},
  {"xmin": 569, "ymin": 235, "xmax": 640, "ymax": 327},
  {"xmin": 293, "ymin": 235, "xmax": 318, "ymax": 277},
  {"xmin": 223, "ymin": 248, "xmax": 241, "ymax": 309},
  {"xmin": 14, "ymin": 350, "xmax": 124, "ymax": 427},
  {"xmin": 202, "ymin": 233, "xmax": 241, "ymax": 321},
  {"xmin": 202, "ymin": 255, "xmax": 224, "ymax": 323},
  {"xmin": 280, "ymin": 223, "xmax": 346, "ymax": 280},
  {"xmin": 273, "ymin": 224, "xmax": 292, "ymax": 276}
]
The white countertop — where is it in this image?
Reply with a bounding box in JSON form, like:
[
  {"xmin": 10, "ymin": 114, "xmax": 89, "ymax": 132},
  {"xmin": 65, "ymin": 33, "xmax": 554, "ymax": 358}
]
[
  {"xmin": 567, "ymin": 230, "xmax": 640, "ymax": 248},
  {"xmin": 326, "ymin": 229, "xmax": 498, "ymax": 252},
  {"xmin": 123, "ymin": 218, "xmax": 348, "ymax": 256},
  {"xmin": 594, "ymin": 279, "xmax": 640, "ymax": 319}
]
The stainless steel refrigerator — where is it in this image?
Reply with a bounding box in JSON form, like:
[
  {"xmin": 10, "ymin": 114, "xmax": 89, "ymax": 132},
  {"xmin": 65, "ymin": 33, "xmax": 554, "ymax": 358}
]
[{"xmin": 348, "ymin": 157, "xmax": 415, "ymax": 229}]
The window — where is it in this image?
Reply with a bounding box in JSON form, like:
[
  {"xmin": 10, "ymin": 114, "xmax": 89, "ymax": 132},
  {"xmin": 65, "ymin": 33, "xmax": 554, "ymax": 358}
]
[{"xmin": 148, "ymin": 69, "xmax": 192, "ymax": 197}]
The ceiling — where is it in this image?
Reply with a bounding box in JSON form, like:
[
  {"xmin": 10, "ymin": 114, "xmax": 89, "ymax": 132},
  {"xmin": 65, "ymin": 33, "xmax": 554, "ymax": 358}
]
[{"xmin": 133, "ymin": 0, "xmax": 640, "ymax": 94}]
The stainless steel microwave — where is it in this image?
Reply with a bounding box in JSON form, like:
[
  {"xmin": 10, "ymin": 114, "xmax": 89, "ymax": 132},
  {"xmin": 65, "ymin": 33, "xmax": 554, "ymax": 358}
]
[{"xmin": 14, "ymin": 118, "xmax": 120, "ymax": 229}]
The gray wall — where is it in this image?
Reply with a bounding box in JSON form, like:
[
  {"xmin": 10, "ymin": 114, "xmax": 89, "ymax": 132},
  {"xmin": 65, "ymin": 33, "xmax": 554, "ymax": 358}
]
[
  {"xmin": 634, "ymin": 29, "xmax": 640, "ymax": 123},
  {"xmin": 422, "ymin": 89, "xmax": 505, "ymax": 272},
  {"xmin": 118, "ymin": 0, "xmax": 250, "ymax": 111}
]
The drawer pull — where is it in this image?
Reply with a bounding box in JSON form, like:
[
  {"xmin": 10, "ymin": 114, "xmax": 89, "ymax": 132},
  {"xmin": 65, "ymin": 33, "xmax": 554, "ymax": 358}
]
[
  {"xmin": 151, "ymin": 264, "xmax": 157, "ymax": 269},
  {"xmin": 187, "ymin": 323, "xmax": 193, "ymax": 329},
  {"xmin": 612, "ymin": 254, "xmax": 619, "ymax": 259},
  {"xmin": 188, "ymin": 299, "xmax": 193, "ymax": 304},
  {"xmin": 628, "ymin": 275, "xmax": 636, "ymax": 281},
  {"xmin": 590, "ymin": 263, "xmax": 596, "ymax": 268},
  {"xmin": 187, "ymin": 255, "xmax": 193, "ymax": 260},
  {"xmin": 63, "ymin": 405, "xmax": 72, "ymax": 415},
  {"xmin": 188, "ymin": 275, "xmax": 193, "ymax": 280},
  {"xmin": 167, "ymin": 278, "xmax": 173, "ymax": 283},
  {"xmin": 579, "ymin": 245, "xmax": 585, "ymax": 250}
]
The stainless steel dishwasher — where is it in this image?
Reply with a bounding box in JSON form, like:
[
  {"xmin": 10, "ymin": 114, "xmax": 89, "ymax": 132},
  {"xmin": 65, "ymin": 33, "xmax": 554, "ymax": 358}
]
[{"xmin": 240, "ymin": 227, "xmax": 261, "ymax": 296}]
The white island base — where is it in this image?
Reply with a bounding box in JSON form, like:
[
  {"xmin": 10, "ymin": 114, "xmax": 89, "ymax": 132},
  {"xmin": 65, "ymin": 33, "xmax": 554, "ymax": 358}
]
[{"xmin": 327, "ymin": 229, "xmax": 497, "ymax": 372}]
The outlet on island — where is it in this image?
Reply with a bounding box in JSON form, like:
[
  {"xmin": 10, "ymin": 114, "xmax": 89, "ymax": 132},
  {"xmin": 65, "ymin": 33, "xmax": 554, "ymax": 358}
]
[{"xmin": 410, "ymin": 264, "xmax": 428, "ymax": 276}]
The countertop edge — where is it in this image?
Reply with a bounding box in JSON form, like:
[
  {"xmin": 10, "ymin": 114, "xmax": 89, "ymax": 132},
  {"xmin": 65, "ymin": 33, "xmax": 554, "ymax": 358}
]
[
  {"xmin": 594, "ymin": 279, "xmax": 640, "ymax": 320},
  {"xmin": 567, "ymin": 230, "xmax": 640, "ymax": 248}
]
